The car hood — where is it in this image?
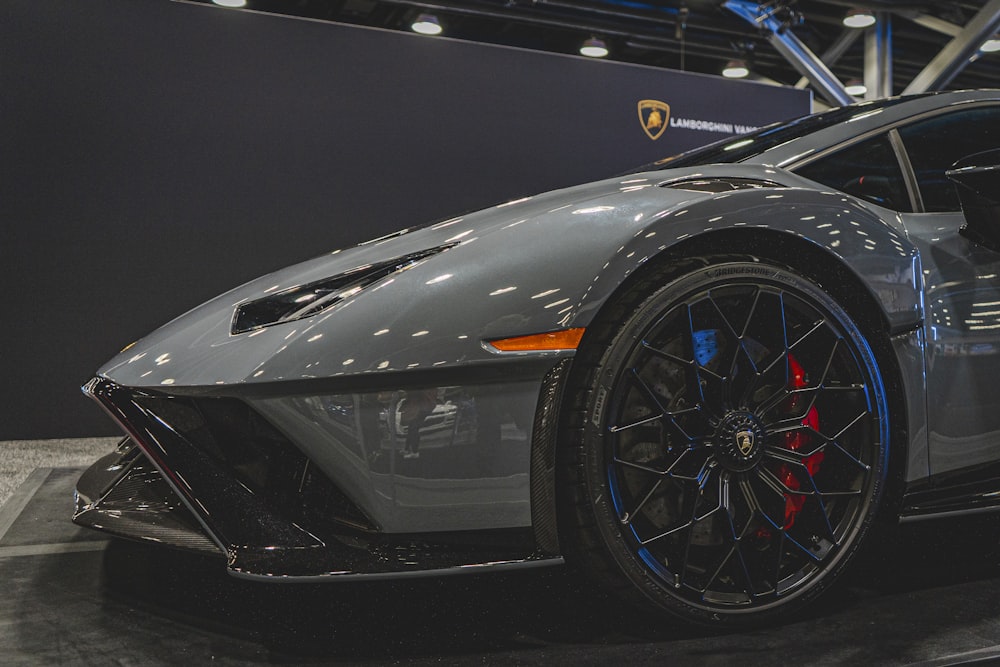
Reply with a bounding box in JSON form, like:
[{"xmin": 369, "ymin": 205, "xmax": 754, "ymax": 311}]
[{"xmin": 98, "ymin": 163, "xmax": 903, "ymax": 390}]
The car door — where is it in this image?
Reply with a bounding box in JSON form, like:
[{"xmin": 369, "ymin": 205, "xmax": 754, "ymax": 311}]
[
  {"xmin": 894, "ymin": 105, "xmax": 1000, "ymax": 479},
  {"xmin": 794, "ymin": 102, "xmax": 1000, "ymax": 485}
]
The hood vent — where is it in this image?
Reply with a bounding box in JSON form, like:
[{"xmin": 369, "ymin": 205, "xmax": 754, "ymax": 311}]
[
  {"xmin": 660, "ymin": 177, "xmax": 783, "ymax": 193},
  {"xmin": 232, "ymin": 244, "xmax": 454, "ymax": 335}
]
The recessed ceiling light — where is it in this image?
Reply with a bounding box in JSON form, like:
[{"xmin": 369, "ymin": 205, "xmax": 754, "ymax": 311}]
[
  {"xmin": 412, "ymin": 14, "xmax": 442, "ymax": 35},
  {"xmin": 843, "ymin": 8, "xmax": 876, "ymax": 29},
  {"xmin": 845, "ymin": 80, "xmax": 867, "ymax": 96},
  {"xmin": 212, "ymin": 0, "xmax": 247, "ymax": 7},
  {"xmin": 982, "ymin": 37, "xmax": 1000, "ymax": 52},
  {"xmin": 722, "ymin": 59, "xmax": 749, "ymax": 78},
  {"xmin": 580, "ymin": 38, "xmax": 609, "ymax": 58}
]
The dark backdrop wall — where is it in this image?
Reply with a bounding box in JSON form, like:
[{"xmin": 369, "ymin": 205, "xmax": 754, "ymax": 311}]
[{"xmin": 2, "ymin": 0, "xmax": 810, "ymax": 439}]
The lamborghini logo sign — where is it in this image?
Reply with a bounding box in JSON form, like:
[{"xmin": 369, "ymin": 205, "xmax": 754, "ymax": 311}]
[{"xmin": 638, "ymin": 99, "xmax": 670, "ymax": 140}]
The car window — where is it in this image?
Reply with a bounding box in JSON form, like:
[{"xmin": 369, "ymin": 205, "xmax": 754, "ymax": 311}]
[
  {"xmin": 897, "ymin": 106, "xmax": 1000, "ymax": 213},
  {"xmin": 794, "ymin": 134, "xmax": 912, "ymax": 212}
]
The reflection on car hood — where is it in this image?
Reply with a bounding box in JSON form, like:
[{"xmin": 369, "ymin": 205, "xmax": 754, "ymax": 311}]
[{"xmin": 96, "ymin": 164, "xmax": 817, "ymax": 389}]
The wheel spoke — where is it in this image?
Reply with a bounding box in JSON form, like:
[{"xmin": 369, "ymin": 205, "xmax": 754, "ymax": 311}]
[
  {"xmin": 748, "ymin": 468, "xmax": 788, "ymax": 529},
  {"xmin": 700, "ymin": 503, "xmax": 757, "ymax": 602},
  {"xmin": 613, "ymin": 456, "xmax": 668, "ymax": 477},
  {"xmin": 708, "ymin": 295, "xmax": 743, "ymax": 359},
  {"xmin": 667, "ymin": 446, "xmax": 713, "ymax": 480},
  {"xmin": 772, "ymin": 529, "xmax": 787, "ymax": 595},
  {"xmin": 783, "ymin": 532, "xmax": 822, "ymax": 563},
  {"xmin": 610, "ymin": 413, "xmax": 662, "ymax": 433},
  {"xmin": 787, "ymin": 316, "xmax": 826, "ymax": 351},
  {"xmin": 621, "ymin": 478, "xmax": 664, "ymax": 526},
  {"xmin": 684, "ymin": 304, "xmax": 708, "ymax": 406},
  {"xmin": 761, "ymin": 387, "xmax": 820, "ymax": 424},
  {"xmin": 803, "ymin": 471, "xmax": 837, "ymax": 543},
  {"xmin": 732, "ymin": 533, "xmax": 757, "ymax": 601},
  {"xmin": 627, "ymin": 367, "xmax": 667, "ymax": 414},
  {"xmin": 829, "ymin": 410, "xmax": 869, "ymax": 442},
  {"xmin": 760, "ymin": 464, "xmax": 815, "ymax": 496},
  {"xmin": 827, "ymin": 440, "xmax": 870, "ymax": 473},
  {"xmin": 617, "ymin": 368, "xmax": 701, "ymax": 443},
  {"xmin": 640, "ymin": 519, "xmax": 694, "ymax": 546},
  {"xmin": 678, "ymin": 482, "xmax": 702, "ymax": 588},
  {"xmin": 735, "ymin": 287, "xmax": 762, "ymax": 339},
  {"xmin": 641, "ymin": 340, "xmax": 689, "ymax": 367}
]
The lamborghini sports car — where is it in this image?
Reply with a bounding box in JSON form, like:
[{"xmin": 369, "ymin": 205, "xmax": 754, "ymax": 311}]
[{"xmin": 76, "ymin": 90, "xmax": 1000, "ymax": 626}]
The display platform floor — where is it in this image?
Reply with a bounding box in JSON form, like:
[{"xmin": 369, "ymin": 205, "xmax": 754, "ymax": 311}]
[{"xmin": 2, "ymin": 445, "xmax": 1000, "ymax": 665}]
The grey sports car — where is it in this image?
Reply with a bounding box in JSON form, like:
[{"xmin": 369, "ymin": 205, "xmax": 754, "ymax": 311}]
[{"xmin": 76, "ymin": 90, "xmax": 1000, "ymax": 626}]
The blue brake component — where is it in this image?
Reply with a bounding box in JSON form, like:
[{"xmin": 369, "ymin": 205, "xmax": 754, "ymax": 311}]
[{"xmin": 692, "ymin": 329, "xmax": 718, "ymax": 366}]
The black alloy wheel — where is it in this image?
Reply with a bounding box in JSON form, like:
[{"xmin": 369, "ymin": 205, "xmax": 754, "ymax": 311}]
[{"xmin": 560, "ymin": 261, "xmax": 890, "ymax": 626}]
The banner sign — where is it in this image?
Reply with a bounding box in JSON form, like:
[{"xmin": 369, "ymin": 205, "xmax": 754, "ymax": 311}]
[{"xmin": 5, "ymin": 0, "xmax": 811, "ymax": 438}]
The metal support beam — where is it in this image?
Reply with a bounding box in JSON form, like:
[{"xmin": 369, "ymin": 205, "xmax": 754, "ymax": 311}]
[
  {"xmin": 903, "ymin": 0, "xmax": 1000, "ymax": 94},
  {"xmin": 864, "ymin": 12, "xmax": 893, "ymax": 99},
  {"xmin": 724, "ymin": 0, "xmax": 853, "ymax": 107},
  {"xmin": 908, "ymin": 13, "xmax": 961, "ymax": 38},
  {"xmin": 795, "ymin": 29, "xmax": 861, "ymax": 89}
]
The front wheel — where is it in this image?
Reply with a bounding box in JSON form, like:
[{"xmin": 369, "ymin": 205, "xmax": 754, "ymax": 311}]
[{"xmin": 559, "ymin": 261, "xmax": 890, "ymax": 626}]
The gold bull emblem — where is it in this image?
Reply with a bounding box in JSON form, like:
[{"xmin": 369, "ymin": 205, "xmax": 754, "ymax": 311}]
[
  {"xmin": 637, "ymin": 99, "xmax": 670, "ymax": 140},
  {"xmin": 736, "ymin": 430, "xmax": 755, "ymax": 456}
]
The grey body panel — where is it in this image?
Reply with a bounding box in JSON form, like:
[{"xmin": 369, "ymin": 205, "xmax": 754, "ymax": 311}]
[
  {"xmin": 89, "ymin": 90, "xmax": 1000, "ymax": 541},
  {"xmin": 905, "ymin": 212, "xmax": 1000, "ymax": 477},
  {"xmin": 98, "ymin": 164, "xmax": 920, "ymax": 391},
  {"xmin": 248, "ymin": 382, "xmax": 537, "ymax": 533}
]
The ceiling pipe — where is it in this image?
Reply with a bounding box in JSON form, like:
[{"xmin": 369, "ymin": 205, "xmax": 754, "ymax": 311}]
[
  {"xmin": 907, "ymin": 13, "xmax": 962, "ymax": 37},
  {"xmin": 864, "ymin": 12, "xmax": 893, "ymax": 98},
  {"xmin": 724, "ymin": 0, "xmax": 853, "ymax": 106},
  {"xmin": 903, "ymin": 0, "xmax": 1000, "ymax": 93},
  {"xmin": 794, "ymin": 28, "xmax": 861, "ymax": 89}
]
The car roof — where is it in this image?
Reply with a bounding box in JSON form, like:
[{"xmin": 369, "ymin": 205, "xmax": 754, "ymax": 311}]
[
  {"xmin": 742, "ymin": 89, "xmax": 1000, "ymax": 169},
  {"xmin": 640, "ymin": 90, "xmax": 1000, "ymax": 175}
]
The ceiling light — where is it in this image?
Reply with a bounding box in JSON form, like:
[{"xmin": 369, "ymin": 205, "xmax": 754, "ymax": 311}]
[
  {"xmin": 845, "ymin": 80, "xmax": 867, "ymax": 96},
  {"xmin": 580, "ymin": 38, "xmax": 609, "ymax": 58},
  {"xmin": 843, "ymin": 8, "xmax": 876, "ymax": 29},
  {"xmin": 212, "ymin": 0, "xmax": 247, "ymax": 6},
  {"xmin": 722, "ymin": 59, "xmax": 749, "ymax": 79},
  {"xmin": 981, "ymin": 37, "xmax": 1000, "ymax": 52},
  {"xmin": 411, "ymin": 14, "xmax": 443, "ymax": 35}
]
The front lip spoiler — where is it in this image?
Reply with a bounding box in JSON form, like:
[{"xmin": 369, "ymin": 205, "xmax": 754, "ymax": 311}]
[
  {"xmin": 81, "ymin": 376, "xmax": 564, "ymax": 580},
  {"xmin": 73, "ymin": 439, "xmax": 222, "ymax": 555},
  {"xmin": 82, "ymin": 377, "xmax": 322, "ymax": 558}
]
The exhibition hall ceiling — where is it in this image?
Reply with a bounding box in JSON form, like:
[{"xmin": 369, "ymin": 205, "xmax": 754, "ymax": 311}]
[{"xmin": 182, "ymin": 0, "xmax": 1000, "ymax": 97}]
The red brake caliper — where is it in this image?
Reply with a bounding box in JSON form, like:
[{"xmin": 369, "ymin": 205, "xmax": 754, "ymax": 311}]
[{"xmin": 778, "ymin": 355, "xmax": 823, "ymax": 529}]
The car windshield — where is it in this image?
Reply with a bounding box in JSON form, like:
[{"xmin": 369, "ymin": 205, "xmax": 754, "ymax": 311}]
[{"xmin": 632, "ymin": 96, "xmax": 917, "ymax": 172}]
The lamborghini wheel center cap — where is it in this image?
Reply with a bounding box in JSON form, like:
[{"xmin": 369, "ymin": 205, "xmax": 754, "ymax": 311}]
[{"xmin": 715, "ymin": 412, "xmax": 766, "ymax": 472}]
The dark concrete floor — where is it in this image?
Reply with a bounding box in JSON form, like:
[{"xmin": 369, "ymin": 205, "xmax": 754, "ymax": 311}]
[{"xmin": 3, "ymin": 468, "xmax": 1000, "ymax": 665}]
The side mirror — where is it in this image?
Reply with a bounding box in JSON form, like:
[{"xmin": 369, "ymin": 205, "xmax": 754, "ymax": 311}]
[{"xmin": 947, "ymin": 149, "xmax": 1000, "ymax": 252}]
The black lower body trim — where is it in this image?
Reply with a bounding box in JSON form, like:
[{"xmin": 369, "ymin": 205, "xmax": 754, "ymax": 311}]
[
  {"xmin": 529, "ymin": 359, "xmax": 572, "ymax": 556},
  {"xmin": 900, "ymin": 465, "xmax": 1000, "ymax": 522},
  {"xmin": 80, "ymin": 376, "xmax": 564, "ymax": 580},
  {"xmin": 74, "ymin": 438, "xmax": 221, "ymax": 554}
]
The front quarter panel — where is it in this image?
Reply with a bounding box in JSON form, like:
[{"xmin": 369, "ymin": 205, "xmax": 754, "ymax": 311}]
[{"xmin": 568, "ymin": 172, "xmax": 921, "ymax": 334}]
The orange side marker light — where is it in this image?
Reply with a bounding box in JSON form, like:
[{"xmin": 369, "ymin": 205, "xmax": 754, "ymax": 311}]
[{"xmin": 487, "ymin": 328, "xmax": 586, "ymax": 352}]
